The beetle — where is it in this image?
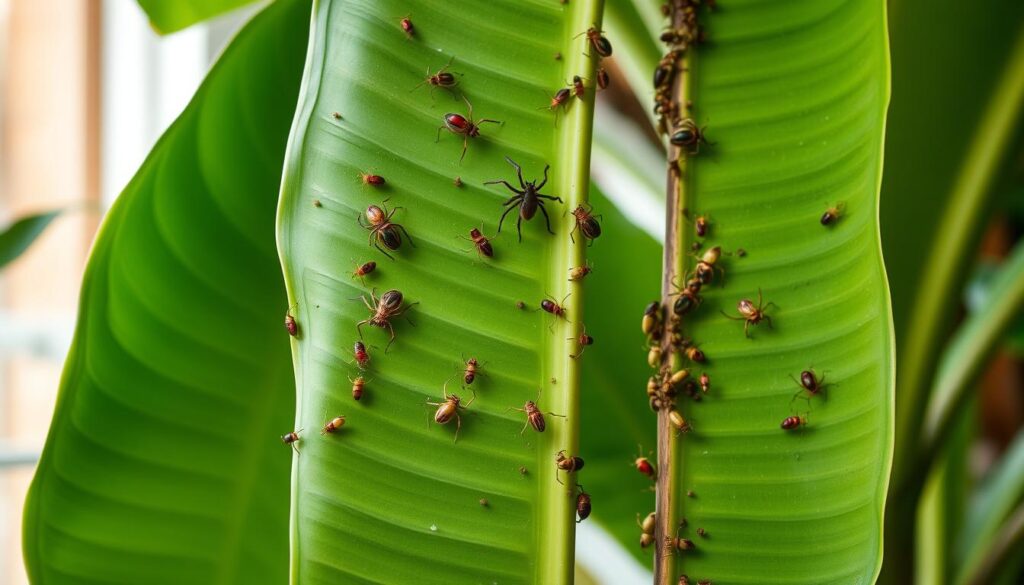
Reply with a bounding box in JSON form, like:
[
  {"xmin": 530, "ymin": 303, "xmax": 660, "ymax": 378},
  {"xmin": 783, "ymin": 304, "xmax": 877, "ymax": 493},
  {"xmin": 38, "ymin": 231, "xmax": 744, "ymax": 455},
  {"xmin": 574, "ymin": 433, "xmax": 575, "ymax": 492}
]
[
  {"xmin": 575, "ymin": 485, "xmax": 592, "ymax": 523},
  {"xmin": 821, "ymin": 202, "xmax": 845, "ymax": 226},
  {"xmin": 555, "ymin": 450, "xmax": 585, "ymax": 484},
  {"xmin": 642, "ymin": 301, "xmax": 663, "ymax": 337},
  {"xmin": 461, "ymin": 356, "xmax": 481, "ymax": 386},
  {"xmin": 638, "ymin": 511, "xmax": 656, "ymax": 535},
  {"xmin": 570, "ymin": 75, "xmax": 586, "ymax": 99},
  {"xmin": 722, "ymin": 288, "xmax": 776, "ymax": 337},
  {"xmin": 485, "ymin": 156, "xmax": 564, "ymax": 242},
  {"xmin": 436, "ymin": 96, "xmax": 503, "ymax": 163},
  {"xmin": 281, "ymin": 429, "xmax": 302, "ymax": 453},
  {"xmin": 321, "ymin": 415, "xmax": 346, "ymax": 435},
  {"xmin": 462, "ymin": 227, "xmax": 494, "ymax": 259},
  {"xmin": 509, "ymin": 389, "xmax": 564, "ymax": 434},
  {"xmin": 634, "ymin": 446, "xmax": 656, "ymax": 479},
  {"xmin": 350, "ymin": 375, "xmax": 366, "ymax": 401},
  {"xmin": 353, "ymin": 341, "xmax": 370, "ymax": 369},
  {"xmin": 596, "ymin": 67, "xmax": 610, "ymax": 90},
  {"xmin": 673, "ymin": 287, "xmax": 702, "ymax": 316},
  {"xmin": 695, "ymin": 214, "xmax": 710, "ymax": 237},
  {"xmin": 568, "ymin": 261, "xmax": 593, "ymax": 281},
  {"xmin": 790, "ymin": 369, "xmax": 826, "ymax": 406},
  {"xmin": 670, "ymin": 118, "xmax": 710, "ymax": 154},
  {"xmin": 412, "ymin": 56, "xmax": 461, "ymax": 100},
  {"xmin": 399, "ymin": 16, "xmax": 414, "ymax": 38},
  {"xmin": 358, "ymin": 171, "xmax": 385, "ymax": 186},
  {"xmin": 577, "ymin": 27, "xmax": 613, "ymax": 57},
  {"xmin": 781, "ymin": 415, "xmax": 807, "ymax": 431},
  {"xmin": 352, "ymin": 261, "xmax": 377, "ymax": 284},
  {"xmin": 356, "ymin": 288, "xmax": 418, "ymax": 351},
  {"xmin": 669, "ymin": 409, "xmax": 691, "ymax": 434},
  {"xmin": 427, "ymin": 386, "xmax": 475, "ymax": 442},
  {"xmin": 284, "ymin": 309, "xmax": 298, "ymax": 337},
  {"xmin": 569, "ymin": 203, "xmax": 602, "ymax": 244},
  {"xmin": 568, "ymin": 325, "xmax": 594, "ymax": 358},
  {"xmin": 357, "ymin": 201, "xmax": 414, "ymax": 260}
]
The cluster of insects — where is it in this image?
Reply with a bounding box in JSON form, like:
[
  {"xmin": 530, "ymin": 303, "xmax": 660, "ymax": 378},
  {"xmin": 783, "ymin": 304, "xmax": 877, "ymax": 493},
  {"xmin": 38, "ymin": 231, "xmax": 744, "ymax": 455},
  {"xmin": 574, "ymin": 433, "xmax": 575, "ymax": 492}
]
[{"xmin": 275, "ymin": 15, "xmax": 622, "ymax": 532}]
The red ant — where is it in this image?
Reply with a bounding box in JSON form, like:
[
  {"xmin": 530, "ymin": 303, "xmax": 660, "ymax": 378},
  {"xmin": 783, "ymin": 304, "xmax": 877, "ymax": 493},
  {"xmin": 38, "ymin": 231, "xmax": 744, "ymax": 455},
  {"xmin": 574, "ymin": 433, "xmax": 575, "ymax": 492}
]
[
  {"xmin": 460, "ymin": 227, "xmax": 493, "ymax": 259},
  {"xmin": 412, "ymin": 56, "xmax": 461, "ymax": 100},
  {"xmin": 436, "ymin": 96, "xmax": 502, "ymax": 163}
]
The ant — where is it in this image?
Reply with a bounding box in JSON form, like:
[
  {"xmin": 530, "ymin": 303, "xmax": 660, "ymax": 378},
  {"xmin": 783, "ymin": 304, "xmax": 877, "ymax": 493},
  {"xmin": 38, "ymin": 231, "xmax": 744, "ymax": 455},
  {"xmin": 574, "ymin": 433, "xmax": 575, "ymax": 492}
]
[
  {"xmin": 555, "ymin": 450, "xmax": 585, "ymax": 484},
  {"xmin": 568, "ymin": 325, "xmax": 594, "ymax": 358},
  {"xmin": 821, "ymin": 202, "xmax": 845, "ymax": 226},
  {"xmin": 412, "ymin": 56, "xmax": 461, "ymax": 100},
  {"xmin": 508, "ymin": 388, "xmax": 564, "ymax": 434},
  {"xmin": 790, "ymin": 369, "xmax": 827, "ymax": 407},
  {"xmin": 437, "ymin": 96, "xmax": 502, "ymax": 163},
  {"xmin": 351, "ymin": 261, "xmax": 376, "ymax": 284},
  {"xmin": 485, "ymin": 156, "xmax": 563, "ymax": 242},
  {"xmin": 569, "ymin": 203, "xmax": 602, "ymax": 244},
  {"xmin": 460, "ymin": 227, "xmax": 493, "ymax": 259},
  {"xmin": 427, "ymin": 385, "xmax": 476, "ymax": 443},
  {"xmin": 281, "ymin": 429, "xmax": 302, "ymax": 453}
]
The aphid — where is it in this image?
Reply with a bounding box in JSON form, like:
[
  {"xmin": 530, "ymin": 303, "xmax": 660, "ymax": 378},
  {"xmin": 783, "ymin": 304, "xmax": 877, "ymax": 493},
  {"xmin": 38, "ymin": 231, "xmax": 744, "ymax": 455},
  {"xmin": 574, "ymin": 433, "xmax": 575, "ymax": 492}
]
[
  {"xmin": 641, "ymin": 533, "xmax": 655, "ymax": 548},
  {"xmin": 781, "ymin": 415, "xmax": 807, "ymax": 431},
  {"xmin": 540, "ymin": 293, "xmax": 570, "ymax": 320},
  {"xmin": 479, "ymin": 498, "xmax": 489, "ymax": 507},
  {"xmin": 672, "ymin": 538, "xmax": 696, "ymax": 551},
  {"xmin": 697, "ymin": 527, "xmax": 707, "ymax": 537},
  {"xmin": 453, "ymin": 176, "xmax": 463, "ymax": 187},
  {"xmin": 596, "ymin": 67, "xmax": 610, "ymax": 90},
  {"xmin": 669, "ymin": 369, "xmax": 690, "ymax": 390},
  {"xmin": 673, "ymin": 288, "xmax": 701, "ymax": 316},
  {"xmin": 281, "ymin": 430, "xmax": 301, "ymax": 453},
  {"xmin": 576, "ymin": 485, "xmax": 592, "ymax": 523},
  {"xmin": 312, "ymin": 199, "xmax": 322, "ymax": 207},
  {"xmin": 693, "ymin": 245, "xmax": 724, "ymax": 285},
  {"xmin": 569, "ymin": 204, "xmax": 602, "ymax": 244},
  {"xmin": 356, "ymin": 288, "xmax": 418, "ymax": 351},
  {"xmin": 679, "ymin": 576, "xmax": 690, "ymax": 585},
  {"xmin": 412, "ymin": 56, "xmax": 460, "ymax": 99},
  {"xmin": 357, "ymin": 201, "xmax": 414, "ymax": 259},
  {"xmin": 578, "ymin": 27, "xmax": 613, "ymax": 57},
  {"xmin": 321, "ymin": 415, "xmax": 346, "ymax": 435},
  {"xmin": 462, "ymin": 227, "xmax": 494, "ymax": 259},
  {"xmin": 353, "ymin": 341, "xmax": 370, "ymax": 369},
  {"xmin": 437, "ymin": 96, "xmax": 503, "ymax": 163},
  {"xmin": 695, "ymin": 214, "xmax": 710, "ymax": 237},
  {"xmin": 670, "ymin": 118, "xmax": 710, "ymax": 154},
  {"xmin": 359, "ymin": 171, "xmax": 385, "ymax": 186},
  {"xmin": 642, "ymin": 301, "xmax": 662, "ymax": 337},
  {"xmin": 722, "ymin": 288, "xmax": 776, "ymax": 337},
  {"xmin": 284, "ymin": 310, "xmax": 298, "ymax": 337},
  {"xmin": 509, "ymin": 390, "xmax": 564, "ymax": 434},
  {"xmin": 687, "ymin": 490, "xmax": 696, "ymax": 498},
  {"xmin": 570, "ymin": 75, "xmax": 586, "ymax": 99},
  {"xmin": 399, "ymin": 16, "xmax": 414, "ymax": 38},
  {"xmin": 485, "ymin": 156, "xmax": 563, "ymax": 242},
  {"xmin": 821, "ymin": 202, "xmax": 845, "ymax": 226},
  {"xmin": 568, "ymin": 261, "xmax": 593, "ymax": 281},
  {"xmin": 669, "ymin": 409, "xmax": 690, "ymax": 434},
  {"xmin": 699, "ymin": 372, "xmax": 710, "ymax": 393},
  {"xmin": 568, "ymin": 326, "xmax": 594, "ymax": 359},
  {"xmin": 462, "ymin": 357, "xmax": 480, "ymax": 386},
  {"xmin": 350, "ymin": 375, "xmax": 366, "ymax": 400},
  {"xmin": 638, "ymin": 511, "xmax": 656, "ymax": 534},
  {"xmin": 555, "ymin": 450, "xmax": 585, "ymax": 484},
  {"xmin": 647, "ymin": 345, "xmax": 662, "ymax": 368},
  {"xmin": 352, "ymin": 261, "xmax": 377, "ymax": 284},
  {"xmin": 427, "ymin": 387, "xmax": 475, "ymax": 442},
  {"xmin": 635, "ymin": 449, "xmax": 656, "ymax": 479}
]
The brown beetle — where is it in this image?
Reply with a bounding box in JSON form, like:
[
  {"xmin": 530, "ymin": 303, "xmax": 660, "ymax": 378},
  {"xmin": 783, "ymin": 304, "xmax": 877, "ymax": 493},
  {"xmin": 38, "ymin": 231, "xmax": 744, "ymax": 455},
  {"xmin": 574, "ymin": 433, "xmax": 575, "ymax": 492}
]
[
  {"xmin": 569, "ymin": 204, "xmax": 602, "ymax": 245},
  {"xmin": 669, "ymin": 409, "xmax": 691, "ymax": 434},
  {"xmin": 596, "ymin": 67, "xmax": 610, "ymax": 90},
  {"xmin": 321, "ymin": 415, "xmax": 346, "ymax": 435},
  {"xmin": 358, "ymin": 201, "xmax": 414, "ymax": 260},
  {"xmin": 568, "ymin": 261, "xmax": 593, "ymax": 281},
  {"xmin": 695, "ymin": 214, "xmax": 710, "ymax": 237},
  {"xmin": 638, "ymin": 511, "xmax": 656, "ymax": 535},
  {"xmin": 722, "ymin": 288, "xmax": 776, "ymax": 337},
  {"xmin": 577, "ymin": 27, "xmax": 613, "ymax": 57},
  {"xmin": 460, "ymin": 356, "xmax": 482, "ymax": 386},
  {"xmin": 281, "ymin": 429, "xmax": 302, "ymax": 453},
  {"xmin": 462, "ymin": 227, "xmax": 494, "ymax": 259},
  {"xmin": 352, "ymin": 261, "xmax": 377, "ymax": 284},
  {"xmin": 781, "ymin": 415, "xmax": 807, "ymax": 431},
  {"xmin": 642, "ymin": 301, "xmax": 663, "ymax": 337},
  {"xmin": 670, "ymin": 118, "xmax": 710, "ymax": 155},
  {"xmin": 791, "ymin": 369, "xmax": 826, "ymax": 406},
  {"xmin": 509, "ymin": 389, "xmax": 564, "ymax": 434},
  {"xmin": 673, "ymin": 287, "xmax": 702, "ymax": 316},
  {"xmin": 693, "ymin": 246, "xmax": 724, "ymax": 285},
  {"xmin": 575, "ymin": 485, "xmax": 592, "ymax": 523},
  {"xmin": 570, "ymin": 75, "xmax": 586, "ymax": 99},
  {"xmin": 412, "ymin": 56, "xmax": 461, "ymax": 100},
  {"xmin": 284, "ymin": 309, "xmax": 298, "ymax": 337},
  {"xmin": 821, "ymin": 202, "xmax": 845, "ymax": 226},
  {"xmin": 356, "ymin": 288, "xmax": 418, "ymax": 351},
  {"xmin": 427, "ymin": 387, "xmax": 476, "ymax": 442},
  {"xmin": 555, "ymin": 450, "xmax": 585, "ymax": 484},
  {"xmin": 358, "ymin": 171, "xmax": 385, "ymax": 186},
  {"xmin": 350, "ymin": 375, "xmax": 366, "ymax": 400}
]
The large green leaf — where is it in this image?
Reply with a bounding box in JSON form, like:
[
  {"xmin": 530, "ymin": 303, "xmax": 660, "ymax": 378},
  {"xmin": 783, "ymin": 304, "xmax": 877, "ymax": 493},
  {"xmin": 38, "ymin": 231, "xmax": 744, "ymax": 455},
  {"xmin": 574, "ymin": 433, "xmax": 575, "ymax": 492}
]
[
  {"xmin": 23, "ymin": 1, "xmax": 310, "ymax": 582},
  {"xmin": 276, "ymin": 0, "xmax": 604, "ymax": 582},
  {"xmin": 135, "ymin": 0, "xmax": 260, "ymax": 34},
  {"xmin": 0, "ymin": 210, "xmax": 61, "ymax": 270},
  {"xmin": 590, "ymin": 0, "xmax": 894, "ymax": 582}
]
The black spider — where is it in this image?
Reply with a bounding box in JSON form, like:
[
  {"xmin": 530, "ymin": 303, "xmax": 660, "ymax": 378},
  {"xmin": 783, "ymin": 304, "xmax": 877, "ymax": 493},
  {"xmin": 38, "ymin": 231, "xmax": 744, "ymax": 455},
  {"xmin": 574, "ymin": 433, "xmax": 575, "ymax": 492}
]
[{"xmin": 485, "ymin": 156, "xmax": 564, "ymax": 242}]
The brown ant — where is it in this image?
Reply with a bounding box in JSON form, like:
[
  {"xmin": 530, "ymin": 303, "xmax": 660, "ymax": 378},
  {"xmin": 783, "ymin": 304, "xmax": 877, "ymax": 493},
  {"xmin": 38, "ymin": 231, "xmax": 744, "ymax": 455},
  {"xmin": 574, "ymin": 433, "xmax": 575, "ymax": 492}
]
[
  {"xmin": 569, "ymin": 203, "xmax": 602, "ymax": 244},
  {"xmin": 576, "ymin": 27, "xmax": 613, "ymax": 57},
  {"xmin": 437, "ymin": 96, "xmax": 502, "ymax": 163},
  {"xmin": 281, "ymin": 429, "xmax": 302, "ymax": 453},
  {"xmin": 356, "ymin": 288, "xmax": 418, "ymax": 351},
  {"xmin": 570, "ymin": 75, "xmax": 586, "ymax": 99},
  {"xmin": 555, "ymin": 450, "xmax": 585, "ymax": 484},
  {"xmin": 427, "ymin": 386, "xmax": 475, "ymax": 442},
  {"xmin": 412, "ymin": 56, "xmax": 461, "ymax": 100},
  {"xmin": 540, "ymin": 293, "xmax": 571, "ymax": 328},
  {"xmin": 357, "ymin": 201, "xmax": 414, "ymax": 260},
  {"xmin": 575, "ymin": 485, "xmax": 592, "ymax": 523},
  {"xmin": 351, "ymin": 261, "xmax": 376, "ymax": 284},
  {"xmin": 722, "ymin": 289, "xmax": 776, "ymax": 337},
  {"xmin": 568, "ymin": 325, "xmax": 594, "ymax": 358},
  {"xmin": 461, "ymin": 356, "xmax": 482, "ymax": 386},
  {"xmin": 508, "ymin": 388, "xmax": 564, "ymax": 434},
  {"xmin": 568, "ymin": 261, "xmax": 593, "ymax": 281},
  {"xmin": 460, "ymin": 227, "xmax": 494, "ymax": 259},
  {"xmin": 350, "ymin": 375, "xmax": 366, "ymax": 400},
  {"xmin": 540, "ymin": 88, "xmax": 572, "ymax": 126},
  {"xmin": 485, "ymin": 156, "xmax": 563, "ymax": 242}
]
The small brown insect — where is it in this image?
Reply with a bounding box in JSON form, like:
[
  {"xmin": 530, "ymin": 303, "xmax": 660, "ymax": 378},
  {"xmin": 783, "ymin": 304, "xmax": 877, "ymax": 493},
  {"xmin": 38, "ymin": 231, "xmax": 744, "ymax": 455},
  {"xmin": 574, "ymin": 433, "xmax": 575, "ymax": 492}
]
[
  {"xmin": 638, "ymin": 511, "xmax": 656, "ymax": 534},
  {"xmin": 453, "ymin": 176, "xmax": 463, "ymax": 187},
  {"xmin": 722, "ymin": 288, "xmax": 776, "ymax": 337},
  {"xmin": 437, "ymin": 97, "xmax": 503, "ymax": 163},
  {"xmin": 687, "ymin": 490, "xmax": 696, "ymax": 498},
  {"xmin": 596, "ymin": 67, "xmax": 609, "ymax": 90},
  {"xmin": 673, "ymin": 288, "xmax": 701, "ymax": 316},
  {"xmin": 791, "ymin": 369, "xmax": 826, "ymax": 407},
  {"xmin": 683, "ymin": 343, "xmax": 705, "ymax": 363},
  {"xmin": 358, "ymin": 201, "xmax": 414, "ymax": 259},
  {"xmin": 736, "ymin": 248, "xmax": 747, "ymax": 257},
  {"xmin": 554, "ymin": 52, "xmax": 562, "ymax": 61},
  {"xmin": 331, "ymin": 112, "xmax": 341, "ymax": 120},
  {"xmin": 635, "ymin": 450, "xmax": 656, "ymax": 479},
  {"xmin": 462, "ymin": 228, "xmax": 494, "ymax": 259},
  {"xmin": 568, "ymin": 325, "xmax": 594, "ymax": 358},
  {"xmin": 281, "ymin": 430, "xmax": 302, "ymax": 453},
  {"xmin": 516, "ymin": 300, "xmax": 526, "ymax": 310},
  {"xmin": 509, "ymin": 389, "xmax": 564, "ymax": 434},
  {"xmin": 555, "ymin": 450, "xmax": 585, "ymax": 484},
  {"xmin": 540, "ymin": 294, "xmax": 570, "ymax": 320},
  {"xmin": 672, "ymin": 537, "xmax": 695, "ymax": 551},
  {"xmin": 412, "ymin": 56, "xmax": 461, "ymax": 99},
  {"xmin": 670, "ymin": 118, "xmax": 710, "ymax": 154},
  {"xmin": 352, "ymin": 261, "xmax": 377, "ymax": 284},
  {"xmin": 312, "ymin": 199, "xmax": 322, "ymax": 207},
  {"xmin": 350, "ymin": 375, "xmax": 366, "ymax": 400},
  {"xmin": 519, "ymin": 465, "xmax": 528, "ymax": 476},
  {"xmin": 693, "ymin": 245, "xmax": 724, "ymax": 285},
  {"xmin": 462, "ymin": 357, "xmax": 480, "ymax": 386},
  {"xmin": 359, "ymin": 171, "xmax": 385, "ymax": 186},
  {"xmin": 695, "ymin": 214, "xmax": 710, "ymax": 237},
  {"xmin": 821, "ymin": 202, "xmax": 845, "ymax": 226},
  {"xmin": 570, "ymin": 75, "xmax": 586, "ymax": 99},
  {"xmin": 569, "ymin": 203, "xmax": 602, "ymax": 244},
  {"xmin": 568, "ymin": 261, "xmax": 593, "ymax": 281},
  {"xmin": 781, "ymin": 415, "xmax": 807, "ymax": 430},
  {"xmin": 284, "ymin": 310, "xmax": 298, "ymax": 337},
  {"xmin": 356, "ymin": 288, "xmax": 418, "ymax": 351},
  {"xmin": 427, "ymin": 387, "xmax": 475, "ymax": 442},
  {"xmin": 544, "ymin": 87, "xmax": 572, "ymax": 111},
  {"xmin": 577, "ymin": 27, "xmax": 613, "ymax": 57},
  {"xmin": 679, "ymin": 576, "xmax": 690, "ymax": 585},
  {"xmin": 697, "ymin": 527, "xmax": 707, "ymax": 537},
  {"xmin": 642, "ymin": 301, "xmax": 662, "ymax": 337},
  {"xmin": 353, "ymin": 341, "xmax": 370, "ymax": 369},
  {"xmin": 399, "ymin": 16, "xmax": 414, "ymax": 38},
  {"xmin": 648, "ymin": 345, "xmax": 662, "ymax": 368},
  {"xmin": 321, "ymin": 415, "xmax": 346, "ymax": 435},
  {"xmin": 479, "ymin": 498, "xmax": 489, "ymax": 507},
  {"xmin": 699, "ymin": 372, "xmax": 710, "ymax": 394},
  {"xmin": 575, "ymin": 485, "xmax": 592, "ymax": 523},
  {"xmin": 669, "ymin": 409, "xmax": 690, "ymax": 434},
  {"xmin": 640, "ymin": 533, "xmax": 655, "ymax": 548}
]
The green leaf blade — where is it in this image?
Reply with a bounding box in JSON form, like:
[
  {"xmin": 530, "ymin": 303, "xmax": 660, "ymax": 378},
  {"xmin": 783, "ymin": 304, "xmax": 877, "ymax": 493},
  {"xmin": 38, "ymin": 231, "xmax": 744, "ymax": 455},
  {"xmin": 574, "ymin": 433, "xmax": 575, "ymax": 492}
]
[
  {"xmin": 136, "ymin": 0, "xmax": 260, "ymax": 34},
  {"xmin": 23, "ymin": 1, "xmax": 311, "ymax": 583},
  {"xmin": 0, "ymin": 210, "xmax": 61, "ymax": 270}
]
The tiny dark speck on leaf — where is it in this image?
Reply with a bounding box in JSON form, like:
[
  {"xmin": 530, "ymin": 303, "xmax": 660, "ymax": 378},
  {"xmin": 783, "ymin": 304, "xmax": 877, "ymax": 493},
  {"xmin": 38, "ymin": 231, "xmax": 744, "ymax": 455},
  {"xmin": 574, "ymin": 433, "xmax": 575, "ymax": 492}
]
[{"xmin": 331, "ymin": 112, "xmax": 342, "ymax": 120}]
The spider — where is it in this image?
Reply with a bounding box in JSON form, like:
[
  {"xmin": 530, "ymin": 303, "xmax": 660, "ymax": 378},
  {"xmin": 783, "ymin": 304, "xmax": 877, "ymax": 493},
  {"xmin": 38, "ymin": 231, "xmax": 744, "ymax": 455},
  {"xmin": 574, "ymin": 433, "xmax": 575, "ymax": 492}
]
[
  {"xmin": 485, "ymin": 156, "xmax": 563, "ymax": 242},
  {"xmin": 356, "ymin": 288, "xmax": 418, "ymax": 351},
  {"xmin": 356, "ymin": 201, "xmax": 414, "ymax": 260},
  {"xmin": 721, "ymin": 288, "xmax": 776, "ymax": 337}
]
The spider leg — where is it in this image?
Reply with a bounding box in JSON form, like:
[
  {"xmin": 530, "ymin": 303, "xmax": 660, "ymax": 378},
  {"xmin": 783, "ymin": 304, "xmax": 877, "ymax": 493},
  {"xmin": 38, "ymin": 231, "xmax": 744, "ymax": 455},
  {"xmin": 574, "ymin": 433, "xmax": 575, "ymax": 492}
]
[
  {"xmin": 498, "ymin": 204, "xmax": 518, "ymax": 234},
  {"xmin": 536, "ymin": 193, "xmax": 563, "ymax": 202},
  {"xmin": 384, "ymin": 322, "xmax": 396, "ymax": 353},
  {"xmin": 485, "ymin": 180, "xmax": 524, "ymax": 195},
  {"xmin": 503, "ymin": 194, "xmax": 525, "ymax": 207},
  {"xmin": 459, "ymin": 136, "xmax": 468, "ymax": 164},
  {"xmin": 764, "ymin": 315, "xmax": 774, "ymax": 329},
  {"xmin": 516, "ymin": 212, "xmax": 524, "ymax": 243},
  {"xmin": 538, "ymin": 200, "xmax": 555, "ymax": 235},
  {"xmin": 395, "ymin": 223, "xmax": 416, "ymax": 248},
  {"xmin": 537, "ymin": 164, "xmax": 550, "ymax": 190},
  {"xmin": 357, "ymin": 213, "xmax": 367, "ymax": 227},
  {"xmin": 356, "ymin": 319, "xmax": 368, "ymax": 339},
  {"xmin": 373, "ymin": 238, "xmax": 395, "ymax": 260},
  {"xmin": 504, "ymin": 156, "xmax": 525, "ymax": 189},
  {"xmin": 436, "ymin": 124, "xmax": 445, "ymax": 143}
]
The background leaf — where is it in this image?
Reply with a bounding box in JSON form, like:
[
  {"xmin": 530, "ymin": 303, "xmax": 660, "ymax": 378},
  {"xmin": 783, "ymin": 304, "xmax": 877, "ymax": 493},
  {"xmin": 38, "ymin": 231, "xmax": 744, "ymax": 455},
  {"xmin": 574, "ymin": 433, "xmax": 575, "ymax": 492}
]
[
  {"xmin": 0, "ymin": 210, "xmax": 61, "ymax": 270},
  {"xmin": 276, "ymin": 0, "xmax": 605, "ymax": 582},
  {"xmin": 22, "ymin": 1, "xmax": 310, "ymax": 582},
  {"xmin": 135, "ymin": 0, "xmax": 260, "ymax": 34}
]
